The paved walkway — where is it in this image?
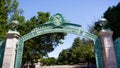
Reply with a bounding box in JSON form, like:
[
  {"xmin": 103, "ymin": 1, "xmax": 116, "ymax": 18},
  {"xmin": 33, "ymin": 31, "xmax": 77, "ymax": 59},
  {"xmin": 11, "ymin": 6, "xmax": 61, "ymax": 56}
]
[{"xmin": 37, "ymin": 65, "xmax": 86, "ymax": 68}]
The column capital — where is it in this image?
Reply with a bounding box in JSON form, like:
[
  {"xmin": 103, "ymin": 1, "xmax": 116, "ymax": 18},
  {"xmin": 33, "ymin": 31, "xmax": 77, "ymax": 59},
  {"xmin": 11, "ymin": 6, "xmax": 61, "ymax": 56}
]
[
  {"xmin": 99, "ymin": 30, "xmax": 113, "ymax": 37},
  {"xmin": 7, "ymin": 30, "xmax": 20, "ymax": 39}
]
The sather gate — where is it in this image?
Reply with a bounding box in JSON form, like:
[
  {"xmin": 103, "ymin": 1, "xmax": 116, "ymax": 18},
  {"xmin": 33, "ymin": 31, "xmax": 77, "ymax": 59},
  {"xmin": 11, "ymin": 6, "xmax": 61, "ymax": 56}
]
[
  {"xmin": 14, "ymin": 13, "xmax": 103, "ymax": 68},
  {"xmin": 1, "ymin": 13, "xmax": 118, "ymax": 68}
]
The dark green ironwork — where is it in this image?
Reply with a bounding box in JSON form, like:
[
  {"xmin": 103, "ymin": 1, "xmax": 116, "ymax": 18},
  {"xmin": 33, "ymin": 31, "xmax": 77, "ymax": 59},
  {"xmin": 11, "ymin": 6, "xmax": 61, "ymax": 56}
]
[
  {"xmin": 14, "ymin": 13, "xmax": 103, "ymax": 68},
  {"xmin": 11, "ymin": 20, "xmax": 19, "ymax": 31},
  {"xmin": 0, "ymin": 40, "xmax": 5, "ymax": 68},
  {"xmin": 94, "ymin": 38, "xmax": 104, "ymax": 68},
  {"xmin": 114, "ymin": 38, "xmax": 120, "ymax": 67}
]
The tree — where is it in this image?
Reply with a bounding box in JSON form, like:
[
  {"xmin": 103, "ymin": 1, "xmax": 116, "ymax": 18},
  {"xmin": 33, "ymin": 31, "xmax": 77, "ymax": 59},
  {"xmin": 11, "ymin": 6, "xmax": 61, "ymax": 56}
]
[
  {"xmin": 0, "ymin": 0, "xmax": 66, "ymax": 66},
  {"xmin": 0, "ymin": 0, "xmax": 19, "ymax": 39},
  {"xmin": 57, "ymin": 49, "xmax": 71, "ymax": 65},
  {"xmin": 93, "ymin": 2, "xmax": 120, "ymax": 40},
  {"xmin": 104, "ymin": 2, "xmax": 120, "ymax": 40},
  {"xmin": 72, "ymin": 37, "xmax": 95, "ymax": 64},
  {"xmin": 57, "ymin": 37, "xmax": 95, "ymax": 65},
  {"xmin": 72, "ymin": 37, "xmax": 82, "ymax": 48},
  {"xmin": 19, "ymin": 12, "xmax": 66, "ymax": 66},
  {"xmin": 40, "ymin": 57, "xmax": 57, "ymax": 65}
]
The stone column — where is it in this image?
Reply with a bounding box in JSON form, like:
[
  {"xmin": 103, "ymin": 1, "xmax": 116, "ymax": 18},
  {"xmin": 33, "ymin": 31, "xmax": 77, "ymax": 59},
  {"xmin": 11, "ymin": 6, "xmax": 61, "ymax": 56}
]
[
  {"xmin": 99, "ymin": 30, "xmax": 117, "ymax": 68},
  {"xmin": 2, "ymin": 30, "xmax": 20, "ymax": 68}
]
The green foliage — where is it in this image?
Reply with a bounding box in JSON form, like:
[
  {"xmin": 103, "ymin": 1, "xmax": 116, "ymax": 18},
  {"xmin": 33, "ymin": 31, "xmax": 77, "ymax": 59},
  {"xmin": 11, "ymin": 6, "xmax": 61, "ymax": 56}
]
[
  {"xmin": 72, "ymin": 37, "xmax": 82, "ymax": 48},
  {"xmin": 40, "ymin": 57, "xmax": 57, "ymax": 65},
  {"xmin": 0, "ymin": 0, "xmax": 20, "ymax": 39},
  {"xmin": 57, "ymin": 37, "xmax": 95, "ymax": 65},
  {"xmin": 18, "ymin": 12, "xmax": 66, "ymax": 66},
  {"xmin": 0, "ymin": 0, "xmax": 8, "ymax": 24},
  {"xmin": 37, "ymin": 12, "xmax": 50, "ymax": 24},
  {"xmin": 0, "ymin": 0, "xmax": 66, "ymax": 66},
  {"xmin": 103, "ymin": 2, "xmax": 120, "ymax": 40},
  {"xmin": 93, "ymin": 2, "xmax": 120, "ymax": 40},
  {"xmin": 57, "ymin": 49, "xmax": 71, "ymax": 65}
]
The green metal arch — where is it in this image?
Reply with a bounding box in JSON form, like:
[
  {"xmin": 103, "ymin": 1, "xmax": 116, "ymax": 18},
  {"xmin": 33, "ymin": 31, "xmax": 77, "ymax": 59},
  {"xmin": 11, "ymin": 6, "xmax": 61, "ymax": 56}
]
[
  {"xmin": 21, "ymin": 23, "xmax": 97, "ymax": 42},
  {"xmin": 14, "ymin": 13, "xmax": 103, "ymax": 68}
]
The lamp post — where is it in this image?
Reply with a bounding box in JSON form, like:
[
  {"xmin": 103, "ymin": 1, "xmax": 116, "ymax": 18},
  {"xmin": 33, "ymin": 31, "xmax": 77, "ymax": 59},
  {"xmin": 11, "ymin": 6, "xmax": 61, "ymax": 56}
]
[
  {"xmin": 98, "ymin": 18, "xmax": 117, "ymax": 68},
  {"xmin": 11, "ymin": 20, "xmax": 19, "ymax": 31},
  {"xmin": 98, "ymin": 18, "xmax": 108, "ymax": 30}
]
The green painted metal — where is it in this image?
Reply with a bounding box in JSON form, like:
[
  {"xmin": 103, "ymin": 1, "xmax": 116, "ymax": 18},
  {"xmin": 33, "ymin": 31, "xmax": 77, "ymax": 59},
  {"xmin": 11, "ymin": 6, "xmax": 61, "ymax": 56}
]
[
  {"xmin": 94, "ymin": 38, "xmax": 104, "ymax": 68},
  {"xmin": 0, "ymin": 40, "xmax": 5, "ymax": 68},
  {"xmin": 14, "ymin": 13, "xmax": 103, "ymax": 68},
  {"xmin": 114, "ymin": 38, "xmax": 120, "ymax": 67}
]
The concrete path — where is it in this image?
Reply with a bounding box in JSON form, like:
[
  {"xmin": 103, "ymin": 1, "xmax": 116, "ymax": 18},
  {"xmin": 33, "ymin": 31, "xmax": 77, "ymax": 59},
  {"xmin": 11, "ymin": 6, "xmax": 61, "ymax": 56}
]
[{"xmin": 37, "ymin": 65, "xmax": 86, "ymax": 68}]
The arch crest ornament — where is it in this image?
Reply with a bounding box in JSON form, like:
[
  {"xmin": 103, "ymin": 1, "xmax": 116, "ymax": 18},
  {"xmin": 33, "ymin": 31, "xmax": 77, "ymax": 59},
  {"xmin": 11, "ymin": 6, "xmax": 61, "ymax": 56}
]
[
  {"xmin": 15, "ymin": 13, "xmax": 102, "ymax": 68},
  {"xmin": 50, "ymin": 13, "xmax": 65, "ymax": 26}
]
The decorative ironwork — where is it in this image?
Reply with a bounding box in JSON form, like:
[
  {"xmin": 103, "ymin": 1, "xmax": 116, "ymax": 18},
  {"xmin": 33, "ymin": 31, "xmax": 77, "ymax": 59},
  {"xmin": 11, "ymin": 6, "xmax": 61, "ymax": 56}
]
[
  {"xmin": 11, "ymin": 20, "xmax": 19, "ymax": 31},
  {"xmin": 94, "ymin": 38, "xmax": 104, "ymax": 68},
  {"xmin": 14, "ymin": 13, "xmax": 103, "ymax": 68},
  {"xmin": 0, "ymin": 40, "xmax": 5, "ymax": 68},
  {"xmin": 114, "ymin": 38, "xmax": 120, "ymax": 67}
]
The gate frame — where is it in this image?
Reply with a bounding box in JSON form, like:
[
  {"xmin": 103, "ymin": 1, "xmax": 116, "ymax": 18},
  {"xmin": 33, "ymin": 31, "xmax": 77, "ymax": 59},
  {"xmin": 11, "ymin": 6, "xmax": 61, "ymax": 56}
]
[{"xmin": 14, "ymin": 13, "xmax": 104, "ymax": 68}]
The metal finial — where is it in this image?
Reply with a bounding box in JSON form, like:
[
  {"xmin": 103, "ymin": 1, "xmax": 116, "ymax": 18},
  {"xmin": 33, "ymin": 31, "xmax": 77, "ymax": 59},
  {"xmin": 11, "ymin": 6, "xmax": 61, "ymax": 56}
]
[
  {"xmin": 99, "ymin": 18, "xmax": 108, "ymax": 26},
  {"xmin": 11, "ymin": 20, "xmax": 19, "ymax": 31}
]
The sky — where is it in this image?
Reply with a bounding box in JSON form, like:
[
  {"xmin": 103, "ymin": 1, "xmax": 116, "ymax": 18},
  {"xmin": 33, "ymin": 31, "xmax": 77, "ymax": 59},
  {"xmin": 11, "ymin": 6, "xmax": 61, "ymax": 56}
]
[{"xmin": 18, "ymin": 0, "xmax": 120, "ymax": 58}]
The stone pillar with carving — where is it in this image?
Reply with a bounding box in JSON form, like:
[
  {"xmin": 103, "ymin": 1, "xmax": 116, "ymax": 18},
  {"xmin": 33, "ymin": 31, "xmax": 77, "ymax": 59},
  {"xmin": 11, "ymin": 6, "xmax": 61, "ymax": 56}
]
[
  {"xmin": 2, "ymin": 20, "xmax": 20, "ymax": 68},
  {"xmin": 2, "ymin": 30, "xmax": 20, "ymax": 68},
  {"xmin": 99, "ymin": 30, "xmax": 117, "ymax": 68},
  {"xmin": 98, "ymin": 18, "xmax": 117, "ymax": 68}
]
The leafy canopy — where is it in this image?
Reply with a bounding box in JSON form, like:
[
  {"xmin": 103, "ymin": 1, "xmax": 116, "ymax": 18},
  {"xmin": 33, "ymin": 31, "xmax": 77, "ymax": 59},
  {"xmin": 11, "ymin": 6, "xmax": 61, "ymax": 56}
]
[
  {"xmin": 57, "ymin": 37, "xmax": 95, "ymax": 65},
  {"xmin": 93, "ymin": 2, "xmax": 120, "ymax": 40}
]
